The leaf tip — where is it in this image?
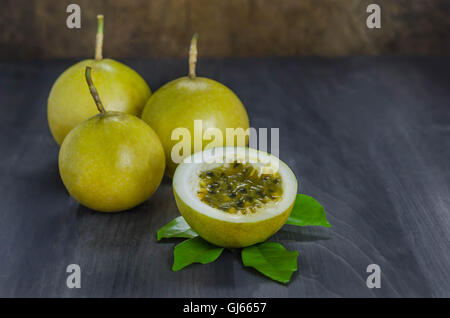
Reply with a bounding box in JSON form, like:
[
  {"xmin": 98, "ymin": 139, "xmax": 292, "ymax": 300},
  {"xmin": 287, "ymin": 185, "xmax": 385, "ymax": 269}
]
[{"xmin": 171, "ymin": 265, "xmax": 182, "ymax": 272}]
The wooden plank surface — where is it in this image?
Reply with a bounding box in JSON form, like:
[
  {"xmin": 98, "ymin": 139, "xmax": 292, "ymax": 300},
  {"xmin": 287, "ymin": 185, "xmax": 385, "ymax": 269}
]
[
  {"xmin": 0, "ymin": 57, "xmax": 448, "ymax": 297},
  {"xmin": 2, "ymin": 0, "xmax": 450, "ymax": 59}
]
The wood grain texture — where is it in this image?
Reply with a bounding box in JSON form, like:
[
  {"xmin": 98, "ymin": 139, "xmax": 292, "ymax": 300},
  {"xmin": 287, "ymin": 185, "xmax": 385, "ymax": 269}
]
[
  {"xmin": 0, "ymin": 0, "xmax": 449, "ymax": 59},
  {"xmin": 0, "ymin": 57, "xmax": 449, "ymax": 297}
]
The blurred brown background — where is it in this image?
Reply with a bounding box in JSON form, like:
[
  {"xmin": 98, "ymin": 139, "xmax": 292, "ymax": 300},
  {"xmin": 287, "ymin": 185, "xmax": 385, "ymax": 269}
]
[{"xmin": 1, "ymin": 0, "xmax": 449, "ymax": 60}]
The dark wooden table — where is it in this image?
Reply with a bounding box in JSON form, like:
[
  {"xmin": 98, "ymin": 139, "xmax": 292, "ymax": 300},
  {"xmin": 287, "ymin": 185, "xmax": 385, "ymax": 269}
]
[{"xmin": 0, "ymin": 57, "xmax": 449, "ymax": 297}]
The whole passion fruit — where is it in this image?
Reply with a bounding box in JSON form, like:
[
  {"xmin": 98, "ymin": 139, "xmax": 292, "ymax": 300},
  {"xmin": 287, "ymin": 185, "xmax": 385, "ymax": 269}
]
[
  {"xmin": 48, "ymin": 15, "xmax": 151, "ymax": 145},
  {"xmin": 59, "ymin": 67, "xmax": 165, "ymax": 212},
  {"xmin": 141, "ymin": 34, "xmax": 249, "ymax": 177},
  {"xmin": 173, "ymin": 147, "xmax": 298, "ymax": 248}
]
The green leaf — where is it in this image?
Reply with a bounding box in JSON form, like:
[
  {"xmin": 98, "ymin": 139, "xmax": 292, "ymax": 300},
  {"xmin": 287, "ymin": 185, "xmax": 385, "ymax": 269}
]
[
  {"xmin": 241, "ymin": 242, "xmax": 299, "ymax": 284},
  {"xmin": 157, "ymin": 216, "xmax": 198, "ymax": 241},
  {"xmin": 172, "ymin": 237, "xmax": 224, "ymax": 271},
  {"xmin": 286, "ymin": 194, "xmax": 331, "ymax": 227}
]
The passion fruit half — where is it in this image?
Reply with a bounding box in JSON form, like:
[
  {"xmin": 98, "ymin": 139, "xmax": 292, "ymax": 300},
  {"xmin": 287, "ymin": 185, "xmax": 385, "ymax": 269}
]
[{"xmin": 173, "ymin": 147, "xmax": 298, "ymax": 248}]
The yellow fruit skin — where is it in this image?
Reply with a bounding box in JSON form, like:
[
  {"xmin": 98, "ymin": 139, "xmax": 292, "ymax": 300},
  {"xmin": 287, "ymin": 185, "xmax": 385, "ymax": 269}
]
[
  {"xmin": 48, "ymin": 59, "xmax": 151, "ymax": 145},
  {"xmin": 174, "ymin": 190, "xmax": 294, "ymax": 248},
  {"xmin": 141, "ymin": 77, "xmax": 249, "ymax": 177},
  {"xmin": 59, "ymin": 112, "xmax": 165, "ymax": 212}
]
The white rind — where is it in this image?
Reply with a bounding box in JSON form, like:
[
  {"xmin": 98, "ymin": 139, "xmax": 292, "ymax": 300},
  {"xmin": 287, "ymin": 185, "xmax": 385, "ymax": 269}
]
[{"xmin": 173, "ymin": 147, "xmax": 298, "ymax": 223}]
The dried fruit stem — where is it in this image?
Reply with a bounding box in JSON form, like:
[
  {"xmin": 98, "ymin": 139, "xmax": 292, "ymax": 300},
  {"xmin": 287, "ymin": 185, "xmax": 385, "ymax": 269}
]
[
  {"xmin": 188, "ymin": 33, "xmax": 199, "ymax": 79},
  {"xmin": 95, "ymin": 14, "xmax": 104, "ymax": 61},
  {"xmin": 85, "ymin": 66, "xmax": 106, "ymax": 113}
]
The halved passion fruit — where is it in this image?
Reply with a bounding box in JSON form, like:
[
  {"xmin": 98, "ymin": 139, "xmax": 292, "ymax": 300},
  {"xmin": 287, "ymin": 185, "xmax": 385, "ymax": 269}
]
[{"xmin": 173, "ymin": 147, "xmax": 298, "ymax": 248}]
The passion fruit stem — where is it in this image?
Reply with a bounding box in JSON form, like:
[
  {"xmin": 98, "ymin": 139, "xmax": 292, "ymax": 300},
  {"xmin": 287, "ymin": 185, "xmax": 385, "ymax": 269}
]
[
  {"xmin": 188, "ymin": 33, "xmax": 199, "ymax": 79},
  {"xmin": 85, "ymin": 66, "xmax": 106, "ymax": 113},
  {"xmin": 95, "ymin": 14, "xmax": 104, "ymax": 61}
]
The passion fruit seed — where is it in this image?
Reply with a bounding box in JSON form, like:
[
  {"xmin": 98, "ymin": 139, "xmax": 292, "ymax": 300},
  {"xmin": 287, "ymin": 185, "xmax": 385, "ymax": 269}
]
[{"xmin": 197, "ymin": 161, "xmax": 283, "ymax": 215}]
